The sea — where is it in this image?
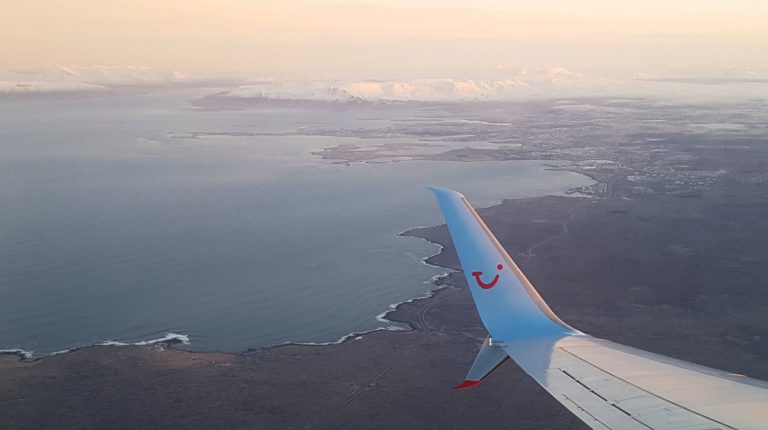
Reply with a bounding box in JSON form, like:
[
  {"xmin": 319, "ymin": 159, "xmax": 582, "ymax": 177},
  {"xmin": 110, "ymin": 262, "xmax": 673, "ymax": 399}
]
[{"xmin": 0, "ymin": 89, "xmax": 593, "ymax": 357}]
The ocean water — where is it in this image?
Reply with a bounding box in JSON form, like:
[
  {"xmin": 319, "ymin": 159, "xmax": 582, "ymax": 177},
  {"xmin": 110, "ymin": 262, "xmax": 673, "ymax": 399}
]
[{"xmin": 0, "ymin": 91, "xmax": 593, "ymax": 357}]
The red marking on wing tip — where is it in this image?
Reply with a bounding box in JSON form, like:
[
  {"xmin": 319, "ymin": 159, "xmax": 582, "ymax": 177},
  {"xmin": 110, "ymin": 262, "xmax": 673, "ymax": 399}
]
[
  {"xmin": 454, "ymin": 380, "xmax": 481, "ymax": 390},
  {"xmin": 496, "ymin": 264, "xmax": 503, "ymax": 270}
]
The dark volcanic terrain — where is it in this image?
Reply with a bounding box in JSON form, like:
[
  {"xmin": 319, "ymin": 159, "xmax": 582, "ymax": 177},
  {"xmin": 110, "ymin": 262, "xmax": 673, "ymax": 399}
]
[
  {"xmin": 3, "ymin": 168, "xmax": 768, "ymax": 429},
  {"xmin": 3, "ymin": 99, "xmax": 768, "ymax": 429}
]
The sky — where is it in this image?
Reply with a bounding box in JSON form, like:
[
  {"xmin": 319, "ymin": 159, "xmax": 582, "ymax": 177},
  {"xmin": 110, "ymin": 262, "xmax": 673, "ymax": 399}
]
[{"xmin": 1, "ymin": 0, "xmax": 766, "ymax": 78}]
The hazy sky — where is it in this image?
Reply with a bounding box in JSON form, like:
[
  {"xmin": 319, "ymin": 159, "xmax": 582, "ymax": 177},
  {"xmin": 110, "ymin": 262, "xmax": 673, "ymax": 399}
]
[{"xmin": 2, "ymin": 0, "xmax": 766, "ymax": 78}]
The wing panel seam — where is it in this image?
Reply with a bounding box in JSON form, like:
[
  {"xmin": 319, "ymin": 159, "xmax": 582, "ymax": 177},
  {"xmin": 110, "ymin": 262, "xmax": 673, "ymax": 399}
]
[
  {"xmin": 561, "ymin": 393, "xmax": 615, "ymax": 430},
  {"xmin": 561, "ymin": 368, "xmax": 660, "ymax": 430},
  {"xmin": 558, "ymin": 346, "xmax": 736, "ymax": 430}
]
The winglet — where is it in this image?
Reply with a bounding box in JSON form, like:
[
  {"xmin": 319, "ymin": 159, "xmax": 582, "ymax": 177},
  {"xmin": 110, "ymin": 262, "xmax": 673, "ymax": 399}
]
[{"xmin": 428, "ymin": 187, "xmax": 577, "ymax": 342}]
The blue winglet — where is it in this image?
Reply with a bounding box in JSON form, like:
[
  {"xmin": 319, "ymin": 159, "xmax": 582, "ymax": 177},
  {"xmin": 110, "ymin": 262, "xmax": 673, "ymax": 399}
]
[{"xmin": 428, "ymin": 187, "xmax": 577, "ymax": 342}]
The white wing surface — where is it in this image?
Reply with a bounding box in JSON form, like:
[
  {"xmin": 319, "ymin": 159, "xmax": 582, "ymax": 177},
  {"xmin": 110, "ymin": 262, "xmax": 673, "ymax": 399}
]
[{"xmin": 430, "ymin": 187, "xmax": 768, "ymax": 430}]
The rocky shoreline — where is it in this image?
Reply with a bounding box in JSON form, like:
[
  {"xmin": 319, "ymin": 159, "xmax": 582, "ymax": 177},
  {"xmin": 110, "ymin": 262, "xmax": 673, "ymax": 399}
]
[{"xmin": 4, "ymin": 173, "xmax": 768, "ymax": 429}]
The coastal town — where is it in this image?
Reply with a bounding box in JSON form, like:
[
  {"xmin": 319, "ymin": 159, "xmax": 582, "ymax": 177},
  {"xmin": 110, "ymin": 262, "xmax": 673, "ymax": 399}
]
[{"xmin": 309, "ymin": 99, "xmax": 764, "ymax": 199}]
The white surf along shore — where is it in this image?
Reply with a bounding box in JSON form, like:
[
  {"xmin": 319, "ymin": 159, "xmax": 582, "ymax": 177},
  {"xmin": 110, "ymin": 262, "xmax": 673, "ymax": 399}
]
[{"xmin": 0, "ymin": 333, "xmax": 191, "ymax": 361}]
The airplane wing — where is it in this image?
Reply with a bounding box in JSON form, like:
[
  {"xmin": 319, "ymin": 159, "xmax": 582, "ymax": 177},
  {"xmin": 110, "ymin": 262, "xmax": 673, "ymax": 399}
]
[{"xmin": 429, "ymin": 187, "xmax": 768, "ymax": 430}]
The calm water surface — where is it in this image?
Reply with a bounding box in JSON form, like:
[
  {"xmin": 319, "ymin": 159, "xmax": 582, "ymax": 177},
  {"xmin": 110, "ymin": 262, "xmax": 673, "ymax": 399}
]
[{"xmin": 0, "ymin": 91, "xmax": 593, "ymax": 356}]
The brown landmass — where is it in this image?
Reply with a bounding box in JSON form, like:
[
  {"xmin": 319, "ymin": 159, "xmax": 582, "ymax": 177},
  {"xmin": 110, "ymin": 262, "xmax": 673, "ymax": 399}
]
[
  {"xmin": 3, "ymin": 161, "xmax": 768, "ymax": 429},
  {"xmin": 5, "ymin": 99, "xmax": 768, "ymax": 429}
]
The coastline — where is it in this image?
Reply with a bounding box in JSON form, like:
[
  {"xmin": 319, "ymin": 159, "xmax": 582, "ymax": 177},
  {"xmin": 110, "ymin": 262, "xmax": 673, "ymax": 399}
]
[
  {"xmin": 0, "ymin": 217, "xmax": 460, "ymax": 363},
  {"xmin": 5, "ymin": 183, "xmax": 768, "ymax": 429},
  {"xmin": 0, "ymin": 333, "xmax": 192, "ymax": 363},
  {"xmin": 3, "ymin": 167, "xmax": 594, "ymax": 364},
  {"xmin": 0, "ymin": 177, "xmax": 582, "ymax": 363}
]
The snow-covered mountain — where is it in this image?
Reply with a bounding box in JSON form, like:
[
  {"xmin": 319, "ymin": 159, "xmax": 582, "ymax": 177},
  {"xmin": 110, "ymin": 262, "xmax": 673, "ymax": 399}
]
[
  {"xmin": 0, "ymin": 80, "xmax": 107, "ymax": 95},
  {"xmin": 209, "ymin": 66, "xmax": 768, "ymax": 104},
  {"xmin": 223, "ymin": 78, "xmax": 536, "ymax": 102},
  {"xmin": 0, "ymin": 65, "xmax": 193, "ymax": 95},
  {"xmin": 2, "ymin": 64, "xmax": 766, "ymax": 102},
  {"xmin": 215, "ymin": 67, "xmax": 590, "ymax": 103}
]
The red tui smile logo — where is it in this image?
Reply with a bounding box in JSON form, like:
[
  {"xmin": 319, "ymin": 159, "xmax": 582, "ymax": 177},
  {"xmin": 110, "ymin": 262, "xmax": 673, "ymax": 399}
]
[{"xmin": 472, "ymin": 264, "xmax": 504, "ymax": 289}]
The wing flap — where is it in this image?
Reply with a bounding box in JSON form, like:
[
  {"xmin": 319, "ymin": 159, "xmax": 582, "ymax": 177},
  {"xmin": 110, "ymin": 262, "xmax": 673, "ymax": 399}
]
[
  {"xmin": 500, "ymin": 335, "xmax": 765, "ymax": 429},
  {"xmin": 556, "ymin": 337, "xmax": 768, "ymax": 429}
]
